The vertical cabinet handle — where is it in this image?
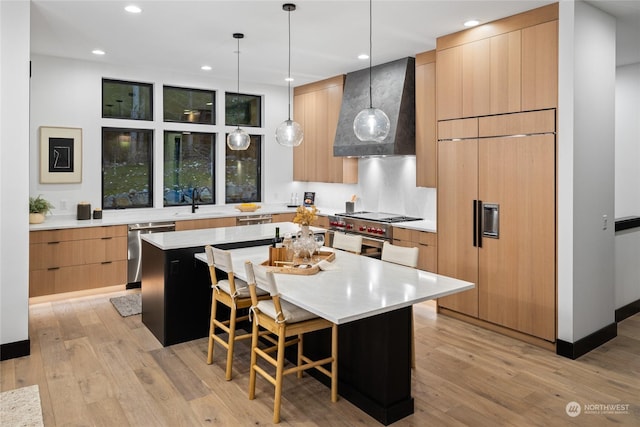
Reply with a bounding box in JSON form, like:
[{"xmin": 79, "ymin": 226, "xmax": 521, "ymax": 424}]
[
  {"xmin": 473, "ymin": 200, "xmax": 478, "ymax": 247},
  {"xmin": 477, "ymin": 200, "xmax": 483, "ymax": 248}
]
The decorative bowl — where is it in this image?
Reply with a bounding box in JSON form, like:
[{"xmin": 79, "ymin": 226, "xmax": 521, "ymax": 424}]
[{"xmin": 236, "ymin": 204, "xmax": 261, "ymax": 212}]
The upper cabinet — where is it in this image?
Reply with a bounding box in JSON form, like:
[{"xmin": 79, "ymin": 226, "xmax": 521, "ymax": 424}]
[
  {"xmin": 293, "ymin": 75, "xmax": 358, "ymax": 183},
  {"xmin": 436, "ymin": 3, "xmax": 558, "ymax": 121},
  {"xmin": 415, "ymin": 50, "xmax": 437, "ymax": 188}
]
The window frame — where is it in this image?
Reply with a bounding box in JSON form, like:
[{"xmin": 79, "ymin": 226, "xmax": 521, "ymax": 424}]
[
  {"xmin": 162, "ymin": 85, "xmax": 216, "ymax": 125},
  {"xmin": 162, "ymin": 130, "xmax": 216, "ymax": 207},
  {"xmin": 101, "ymin": 127, "xmax": 154, "ymax": 209},
  {"xmin": 102, "ymin": 78, "xmax": 154, "ymax": 121},
  {"xmin": 225, "ymin": 92, "xmax": 263, "ymax": 128},
  {"xmin": 225, "ymin": 134, "xmax": 262, "ymax": 204}
]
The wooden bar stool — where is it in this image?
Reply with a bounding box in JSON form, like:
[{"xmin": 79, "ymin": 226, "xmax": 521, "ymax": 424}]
[
  {"xmin": 204, "ymin": 245, "xmax": 269, "ymax": 380},
  {"xmin": 332, "ymin": 232, "xmax": 362, "ymax": 254},
  {"xmin": 244, "ymin": 261, "xmax": 338, "ymax": 424},
  {"xmin": 381, "ymin": 241, "xmax": 419, "ymax": 368}
]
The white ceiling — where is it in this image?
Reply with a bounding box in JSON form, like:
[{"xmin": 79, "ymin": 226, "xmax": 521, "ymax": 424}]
[{"xmin": 30, "ymin": 0, "xmax": 640, "ymax": 88}]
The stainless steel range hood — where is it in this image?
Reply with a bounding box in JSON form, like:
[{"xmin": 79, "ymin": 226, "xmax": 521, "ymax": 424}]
[{"xmin": 334, "ymin": 57, "xmax": 415, "ymax": 157}]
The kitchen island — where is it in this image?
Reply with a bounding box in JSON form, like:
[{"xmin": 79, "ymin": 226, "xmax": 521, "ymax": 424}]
[
  {"xmin": 139, "ymin": 222, "xmax": 325, "ymax": 346},
  {"xmin": 193, "ymin": 244, "xmax": 473, "ymax": 425}
]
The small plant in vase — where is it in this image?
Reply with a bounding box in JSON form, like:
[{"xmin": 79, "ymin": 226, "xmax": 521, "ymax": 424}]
[
  {"xmin": 29, "ymin": 195, "xmax": 54, "ymax": 224},
  {"xmin": 292, "ymin": 205, "xmax": 318, "ymax": 260}
]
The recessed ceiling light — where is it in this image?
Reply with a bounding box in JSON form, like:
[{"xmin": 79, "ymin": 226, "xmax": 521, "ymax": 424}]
[
  {"xmin": 125, "ymin": 5, "xmax": 142, "ymax": 14},
  {"xmin": 201, "ymin": 65, "xmax": 212, "ymax": 71},
  {"xmin": 464, "ymin": 19, "xmax": 480, "ymax": 27},
  {"xmin": 285, "ymin": 77, "xmax": 294, "ymax": 82},
  {"xmin": 358, "ymin": 53, "xmax": 369, "ymax": 60},
  {"xmin": 92, "ymin": 49, "xmax": 106, "ymax": 55}
]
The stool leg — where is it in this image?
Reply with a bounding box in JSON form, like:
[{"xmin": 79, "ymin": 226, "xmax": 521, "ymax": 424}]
[
  {"xmin": 207, "ymin": 296, "xmax": 217, "ymax": 364},
  {"xmin": 248, "ymin": 318, "xmax": 259, "ymax": 400},
  {"xmin": 331, "ymin": 323, "xmax": 338, "ymax": 402},
  {"xmin": 225, "ymin": 303, "xmax": 237, "ymax": 380},
  {"xmin": 297, "ymin": 333, "xmax": 303, "ymax": 379},
  {"xmin": 273, "ymin": 325, "xmax": 286, "ymax": 423}
]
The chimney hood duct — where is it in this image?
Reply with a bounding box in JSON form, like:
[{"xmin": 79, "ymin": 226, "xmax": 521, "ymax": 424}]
[{"xmin": 334, "ymin": 57, "xmax": 415, "ymax": 157}]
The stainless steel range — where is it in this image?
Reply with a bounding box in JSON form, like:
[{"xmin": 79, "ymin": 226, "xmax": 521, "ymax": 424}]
[{"xmin": 328, "ymin": 211, "xmax": 422, "ymax": 257}]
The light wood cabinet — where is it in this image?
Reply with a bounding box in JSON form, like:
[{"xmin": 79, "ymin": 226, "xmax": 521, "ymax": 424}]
[
  {"xmin": 293, "ymin": 75, "xmax": 358, "ymax": 183},
  {"xmin": 522, "ymin": 20, "xmax": 558, "ymax": 111},
  {"xmin": 174, "ymin": 216, "xmax": 235, "ymax": 231},
  {"xmin": 436, "ymin": 4, "xmax": 557, "ymax": 120},
  {"xmin": 415, "ymin": 50, "xmax": 437, "ymax": 188},
  {"xmin": 392, "ymin": 227, "xmax": 437, "ymax": 273},
  {"xmin": 271, "ymin": 212, "xmax": 295, "ymax": 223},
  {"xmin": 29, "ymin": 225, "xmax": 127, "ymax": 297},
  {"xmin": 437, "ymin": 111, "xmax": 556, "ymax": 342}
]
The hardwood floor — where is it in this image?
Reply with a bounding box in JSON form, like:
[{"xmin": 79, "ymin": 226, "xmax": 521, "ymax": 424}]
[{"xmin": 2, "ymin": 289, "xmax": 638, "ymax": 426}]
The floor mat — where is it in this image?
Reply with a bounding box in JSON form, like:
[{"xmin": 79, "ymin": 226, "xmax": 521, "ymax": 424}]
[
  {"xmin": 109, "ymin": 293, "xmax": 142, "ymax": 317},
  {"xmin": 0, "ymin": 384, "xmax": 44, "ymax": 427}
]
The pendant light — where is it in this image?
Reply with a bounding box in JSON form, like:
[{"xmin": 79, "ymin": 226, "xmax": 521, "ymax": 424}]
[
  {"xmin": 275, "ymin": 3, "xmax": 304, "ymax": 147},
  {"xmin": 353, "ymin": 0, "xmax": 390, "ymax": 143},
  {"xmin": 227, "ymin": 33, "xmax": 251, "ymax": 151}
]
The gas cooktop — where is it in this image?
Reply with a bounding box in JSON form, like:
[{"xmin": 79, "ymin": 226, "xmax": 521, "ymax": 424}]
[{"xmin": 334, "ymin": 211, "xmax": 423, "ymax": 223}]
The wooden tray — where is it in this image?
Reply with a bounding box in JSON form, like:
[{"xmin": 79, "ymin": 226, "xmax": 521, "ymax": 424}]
[{"xmin": 262, "ymin": 250, "xmax": 335, "ymax": 275}]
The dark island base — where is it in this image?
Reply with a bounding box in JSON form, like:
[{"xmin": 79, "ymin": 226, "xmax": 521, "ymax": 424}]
[
  {"xmin": 141, "ymin": 241, "xmax": 415, "ymax": 424},
  {"xmin": 289, "ymin": 307, "xmax": 414, "ymax": 425}
]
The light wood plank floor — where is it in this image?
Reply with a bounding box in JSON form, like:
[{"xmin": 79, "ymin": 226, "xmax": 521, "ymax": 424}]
[{"xmin": 1, "ymin": 289, "xmax": 638, "ymax": 426}]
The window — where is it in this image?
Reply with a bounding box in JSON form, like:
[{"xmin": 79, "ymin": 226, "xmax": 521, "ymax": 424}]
[
  {"xmin": 102, "ymin": 79, "xmax": 153, "ymax": 120},
  {"xmin": 164, "ymin": 131, "xmax": 215, "ymax": 206},
  {"xmin": 163, "ymin": 86, "xmax": 215, "ymax": 124},
  {"xmin": 102, "ymin": 128, "xmax": 153, "ymax": 209},
  {"xmin": 225, "ymin": 92, "xmax": 262, "ymax": 127},
  {"xmin": 226, "ymin": 135, "xmax": 261, "ymax": 203}
]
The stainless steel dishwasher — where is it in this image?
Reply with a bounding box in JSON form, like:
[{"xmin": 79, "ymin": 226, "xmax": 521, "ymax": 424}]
[{"xmin": 127, "ymin": 222, "xmax": 176, "ymax": 288}]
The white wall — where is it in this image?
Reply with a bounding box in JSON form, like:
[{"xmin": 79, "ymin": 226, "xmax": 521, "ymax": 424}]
[
  {"xmin": 614, "ymin": 62, "xmax": 640, "ymax": 310},
  {"xmin": 0, "ymin": 0, "xmax": 30, "ymax": 347},
  {"xmin": 615, "ymin": 63, "xmax": 640, "ymax": 218},
  {"xmin": 291, "ymin": 156, "xmax": 436, "ymax": 218},
  {"xmin": 558, "ymin": 0, "xmax": 616, "ymax": 342},
  {"xmin": 29, "ymin": 54, "xmax": 298, "ymax": 213}
]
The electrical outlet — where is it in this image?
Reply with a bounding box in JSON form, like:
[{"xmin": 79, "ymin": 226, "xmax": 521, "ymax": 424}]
[
  {"xmin": 60, "ymin": 199, "xmax": 68, "ymax": 210},
  {"xmin": 602, "ymin": 214, "xmax": 608, "ymax": 230}
]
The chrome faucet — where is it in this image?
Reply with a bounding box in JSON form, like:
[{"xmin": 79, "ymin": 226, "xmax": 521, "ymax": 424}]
[{"xmin": 191, "ymin": 188, "xmax": 199, "ymax": 213}]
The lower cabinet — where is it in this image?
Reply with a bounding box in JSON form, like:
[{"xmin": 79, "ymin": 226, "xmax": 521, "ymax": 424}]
[
  {"xmin": 271, "ymin": 212, "xmax": 295, "ymax": 223},
  {"xmin": 392, "ymin": 227, "xmax": 437, "ymax": 273},
  {"xmin": 174, "ymin": 216, "xmax": 235, "ymax": 231},
  {"xmin": 29, "ymin": 225, "xmax": 127, "ymax": 297}
]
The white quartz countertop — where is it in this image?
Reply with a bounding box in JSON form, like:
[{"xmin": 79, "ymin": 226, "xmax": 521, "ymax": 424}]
[
  {"xmin": 28, "ymin": 204, "xmax": 323, "ymax": 231},
  {"xmin": 392, "ymin": 219, "xmax": 437, "ymax": 233},
  {"xmin": 195, "ymin": 245, "xmax": 472, "ymax": 324},
  {"xmin": 29, "ymin": 204, "xmax": 437, "ymax": 233},
  {"xmin": 141, "ymin": 222, "xmax": 325, "ymax": 250}
]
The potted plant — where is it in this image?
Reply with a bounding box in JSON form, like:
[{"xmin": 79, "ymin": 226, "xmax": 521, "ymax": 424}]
[{"xmin": 29, "ymin": 195, "xmax": 54, "ymax": 224}]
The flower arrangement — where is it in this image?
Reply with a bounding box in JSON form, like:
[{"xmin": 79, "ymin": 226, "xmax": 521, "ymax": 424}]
[{"xmin": 293, "ymin": 205, "xmax": 318, "ymax": 226}]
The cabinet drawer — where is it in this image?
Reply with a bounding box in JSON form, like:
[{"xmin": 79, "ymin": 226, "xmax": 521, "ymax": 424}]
[
  {"xmin": 418, "ymin": 232, "xmax": 436, "ymax": 247},
  {"xmin": 272, "ymin": 213, "xmax": 295, "ymax": 223},
  {"xmin": 30, "ymin": 236, "xmax": 127, "ymax": 269},
  {"xmin": 392, "ymin": 227, "xmax": 412, "ymax": 242},
  {"xmin": 175, "ymin": 217, "xmax": 235, "ymax": 231},
  {"xmin": 29, "ymin": 260, "xmax": 127, "ymax": 297},
  {"xmin": 30, "ymin": 225, "xmax": 127, "ymax": 244},
  {"xmin": 84, "ymin": 236, "xmax": 127, "ymax": 264}
]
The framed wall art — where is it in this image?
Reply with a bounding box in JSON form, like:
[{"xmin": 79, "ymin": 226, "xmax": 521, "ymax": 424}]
[{"xmin": 39, "ymin": 126, "xmax": 82, "ymax": 183}]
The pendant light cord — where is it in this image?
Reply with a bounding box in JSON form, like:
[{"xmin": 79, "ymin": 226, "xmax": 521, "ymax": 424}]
[
  {"xmin": 287, "ymin": 7, "xmax": 292, "ymax": 121},
  {"xmin": 368, "ymin": 0, "xmax": 373, "ymax": 109},
  {"xmin": 236, "ymin": 36, "xmax": 240, "ymax": 129}
]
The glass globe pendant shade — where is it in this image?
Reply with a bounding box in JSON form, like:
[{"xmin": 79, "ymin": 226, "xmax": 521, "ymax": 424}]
[
  {"xmin": 275, "ymin": 119, "xmax": 304, "ymax": 147},
  {"xmin": 353, "ymin": 107, "xmax": 390, "ymax": 142},
  {"xmin": 227, "ymin": 127, "xmax": 251, "ymax": 150}
]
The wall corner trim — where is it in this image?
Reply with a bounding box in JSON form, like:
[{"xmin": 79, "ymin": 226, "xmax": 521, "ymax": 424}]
[
  {"xmin": 556, "ymin": 323, "xmax": 617, "ymax": 360},
  {"xmin": 0, "ymin": 339, "xmax": 30, "ymax": 361}
]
